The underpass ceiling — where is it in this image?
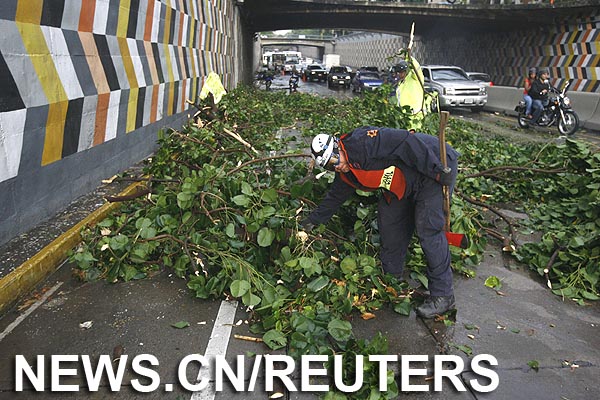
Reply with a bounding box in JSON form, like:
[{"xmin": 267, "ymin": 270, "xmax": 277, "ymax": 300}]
[{"xmin": 240, "ymin": 0, "xmax": 597, "ymax": 37}]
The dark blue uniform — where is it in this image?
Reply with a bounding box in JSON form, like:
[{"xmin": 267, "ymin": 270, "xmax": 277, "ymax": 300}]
[{"xmin": 306, "ymin": 126, "xmax": 459, "ymax": 296}]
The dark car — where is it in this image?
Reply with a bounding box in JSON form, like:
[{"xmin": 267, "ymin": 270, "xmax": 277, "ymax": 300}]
[
  {"xmin": 467, "ymin": 72, "xmax": 494, "ymax": 87},
  {"xmin": 304, "ymin": 64, "xmax": 327, "ymax": 82},
  {"xmin": 351, "ymin": 71, "xmax": 384, "ymax": 93},
  {"xmin": 327, "ymin": 66, "xmax": 351, "ymax": 88}
]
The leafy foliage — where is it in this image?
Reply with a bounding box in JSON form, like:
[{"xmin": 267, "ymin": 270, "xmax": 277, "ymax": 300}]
[{"xmin": 70, "ymin": 85, "xmax": 598, "ymax": 398}]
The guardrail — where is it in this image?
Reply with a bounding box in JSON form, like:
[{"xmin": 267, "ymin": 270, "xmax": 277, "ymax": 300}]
[{"xmin": 484, "ymin": 86, "xmax": 600, "ymax": 131}]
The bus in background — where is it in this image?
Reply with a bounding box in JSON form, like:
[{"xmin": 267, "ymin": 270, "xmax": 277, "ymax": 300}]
[{"xmin": 262, "ymin": 51, "xmax": 302, "ymax": 72}]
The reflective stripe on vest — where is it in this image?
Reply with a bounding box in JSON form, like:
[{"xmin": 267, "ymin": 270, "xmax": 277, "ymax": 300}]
[{"xmin": 338, "ymin": 139, "xmax": 406, "ymax": 200}]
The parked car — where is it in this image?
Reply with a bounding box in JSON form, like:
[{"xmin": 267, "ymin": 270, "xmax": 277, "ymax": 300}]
[
  {"xmin": 351, "ymin": 71, "xmax": 384, "ymax": 93},
  {"xmin": 304, "ymin": 64, "xmax": 327, "ymax": 82},
  {"xmin": 327, "ymin": 66, "xmax": 352, "ymax": 88},
  {"xmin": 467, "ymin": 72, "xmax": 494, "ymax": 87},
  {"xmin": 421, "ymin": 65, "xmax": 488, "ymax": 112}
]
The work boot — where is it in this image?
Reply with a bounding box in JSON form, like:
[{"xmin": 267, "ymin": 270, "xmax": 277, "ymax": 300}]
[{"xmin": 415, "ymin": 295, "xmax": 455, "ymax": 319}]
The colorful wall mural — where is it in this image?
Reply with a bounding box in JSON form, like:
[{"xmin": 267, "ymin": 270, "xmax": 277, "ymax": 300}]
[{"xmin": 0, "ymin": 0, "xmax": 244, "ymax": 244}]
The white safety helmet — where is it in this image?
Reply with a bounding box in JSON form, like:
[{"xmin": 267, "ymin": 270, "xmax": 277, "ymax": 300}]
[{"xmin": 311, "ymin": 134, "xmax": 340, "ymax": 171}]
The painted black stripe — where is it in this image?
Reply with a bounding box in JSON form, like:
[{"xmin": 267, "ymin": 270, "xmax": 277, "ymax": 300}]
[
  {"xmin": 172, "ymin": 81, "xmax": 179, "ymax": 115},
  {"xmin": 127, "ymin": 0, "xmax": 140, "ymax": 39},
  {"xmin": 136, "ymin": 87, "xmax": 145, "ymax": 129},
  {"xmin": 169, "ymin": 8, "xmax": 176, "ymax": 45},
  {"xmin": 62, "ymin": 30, "xmax": 97, "ymax": 96},
  {"xmin": 41, "ymin": 0, "xmax": 65, "ymax": 28},
  {"xmin": 94, "ymin": 34, "xmax": 121, "ymax": 91},
  {"xmin": 172, "ymin": 46, "xmax": 182, "ymax": 79},
  {"xmin": 106, "ymin": 0, "xmax": 120, "ymax": 36},
  {"xmin": 0, "ymin": 52, "xmax": 26, "ymax": 112},
  {"xmin": 157, "ymin": 2, "xmax": 166, "ymax": 43},
  {"xmin": 181, "ymin": 46, "xmax": 190, "ymax": 78},
  {"xmin": 151, "ymin": 42, "xmax": 164, "ymax": 83},
  {"xmin": 62, "ymin": 97, "xmax": 84, "ymax": 158},
  {"xmin": 136, "ymin": 40, "xmax": 153, "ymax": 87}
]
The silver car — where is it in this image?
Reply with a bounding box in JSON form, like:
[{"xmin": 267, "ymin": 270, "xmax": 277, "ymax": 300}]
[{"xmin": 422, "ymin": 65, "xmax": 487, "ymax": 112}]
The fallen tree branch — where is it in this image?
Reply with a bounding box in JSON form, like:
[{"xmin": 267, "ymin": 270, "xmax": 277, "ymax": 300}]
[
  {"xmin": 456, "ymin": 190, "xmax": 519, "ymax": 246},
  {"xmin": 229, "ymin": 154, "xmax": 312, "ymax": 174},
  {"xmin": 105, "ymin": 187, "xmax": 151, "ymax": 203},
  {"xmin": 464, "ymin": 165, "xmax": 565, "ymax": 179}
]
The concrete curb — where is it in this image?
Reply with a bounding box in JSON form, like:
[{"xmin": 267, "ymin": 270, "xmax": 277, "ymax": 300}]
[{"xmin": 0, "ymin": 181, "xmax": 145, "ymax": 315}]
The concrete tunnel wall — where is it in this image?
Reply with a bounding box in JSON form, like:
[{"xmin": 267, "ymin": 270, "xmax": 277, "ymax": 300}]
[{"xmin": 0, "ymin": 0, "xmax": 250, "ymax": 246}]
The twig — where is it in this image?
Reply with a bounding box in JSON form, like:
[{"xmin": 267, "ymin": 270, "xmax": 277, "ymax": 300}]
[
  {"xmin": 229, "ymin": 154, "xmax": 312, "ymax": 174},
  {"xmin": 223, "ymin": 127, "xmax": 259, "ymax": 155},
  {"xmin": 464, "ymin": 166, "xmax": 565, "ymax": 179},
  {"xmin": 105, "ymin": 187, "xmax": 151, "ymax": 202},
  {"xmin": 234, "ymin": 334, "xmax": 263, "ymax": 343},
  {"xmin": 456, "ymin": 190, "xmax": 519, "ymax": 245}
]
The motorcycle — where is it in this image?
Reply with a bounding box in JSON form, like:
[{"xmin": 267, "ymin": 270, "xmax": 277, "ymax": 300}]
[
  {"xmin": 515, "ymin": 81, "xmax": 579, "ymax": 136},
  {"xmin": 289, "ymin": 72, "xmax": 300, "ymax": 92},
  {"xmin": 254, "ymin": 70, "xmax": 273, "ymax": 90}
]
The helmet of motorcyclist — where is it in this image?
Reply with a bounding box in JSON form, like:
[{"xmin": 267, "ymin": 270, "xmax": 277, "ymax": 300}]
[
  {"xmin": 538, "ymin": 68, "xmax": 549, "ymax": 75},
  {"xmin": 394, "ymin": 60, "xmax": 409, "ymax": 73},
  {"xmin": 311, "ymin": 134, "xmax": 340, "ymax": 171},
  {"xmin": 528, "ymin": 67, "xmax": 537, "ymax": 74}
]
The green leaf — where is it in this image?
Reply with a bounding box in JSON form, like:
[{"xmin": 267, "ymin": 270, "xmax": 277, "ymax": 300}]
[
  {"xmin": 242, "ymin": 291, "xmax": 262, "ymax": 307},
  {"xmin": 257, "ymin": 227, "xmax": 275, "ymax": 247},
  {"xmin": 393, "ymin": 299, "xmax": 411, "ymax": 316},
  {"xmin": 225, "ymin": 223, "xmax": 236, "ymax": 238},
  {"xmin": 484, "ymin": 276, "xmax": 502, "ymax": 290},
  {"xmin": 263, "ymin": 329, "xmax": 287, "ymax": 350},
  {"xmin": 176, "ymin": 192, "xmax": 193, "ymax": 209},
  {"xmin": 527, "ymin": 360, "xmax": 539, "ymax": 372},
  {"xmin": 171, "ymin": 321, "xmax": 190, "ymax": 329},
  {"xmin": 340, "ymin": 257, "xmax": 357, "ymax": 275},
  {"xmin": 307, "ymin": 275, "xmax": 329, "ymax": 292},
  {"xmin": 449, "ymin": 342, "xmax": 473, "ymax": 357},
  {"xmin": 230, "ymin": 279, "xmax": 251, "ymax": 297},
  {"xmin": 109, "ymin": 234, "xmax": 129, "ymax": 251},
  {"xmin": 232, "ymin": 194, "xmax": 249, "ymax": 207},
  {"xmin": 327, "ymin": 319, "xmax": 353, "ymax": 342},
  {"xmin": 241, "ymin": 182, "xmax": 254, "ymax": 195},
  {"xmin": 261, "ymin": 188, "xmax": 278, "ymax": 203}
]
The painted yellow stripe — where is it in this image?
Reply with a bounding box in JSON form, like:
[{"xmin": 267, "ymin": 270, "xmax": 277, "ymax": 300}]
[
  {"xmin": 15, "ymin": 0, "xmax": 43, "ymax": 24},
  {"xmin": 17, "ymin": 23, "xmax": 68, "ymax": 104},
  {"xmin": 188, "ymin": 13, "xmax": 196, "ymax": 48},
  {"xmin": 117, "ymin": 0, "xmax": 131, "ymax": 38},
  {"xmin": 118, "ymin": 37, "xmax": 138, "ymax": 89},
  {"xmin": 42, "ymin": 101, "xmax": 69, "ymax": 166},
  {"xmin": 164, "ymin": 3, "xmax": 172, "ymax": 44},
  {"xmin": 126, "ymin": 87, "xmax": 139, "ymax": 133},
  {"xmin": 164, "ymin": 43, "xmax": 175, "ymax": 83}
]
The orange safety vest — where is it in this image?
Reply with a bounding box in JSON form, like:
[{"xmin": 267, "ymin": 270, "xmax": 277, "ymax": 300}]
[{"xmin": 338, "ymin": 140, "xmax": 406, "ymax": 201}]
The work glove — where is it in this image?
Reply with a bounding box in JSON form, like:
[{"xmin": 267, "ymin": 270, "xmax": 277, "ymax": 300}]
[{"xmin": 437, "ymin": 167, "xmax": 453, "ymax": 186}]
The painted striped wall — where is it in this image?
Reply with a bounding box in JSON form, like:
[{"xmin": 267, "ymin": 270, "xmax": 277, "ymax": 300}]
[
  {"xmin": 0, "ymin": 0, "xmax": 238, "ymax": 185},
  {"xmin": 334, "ymin": 10, "xmax": 599, "ymax": 93}
]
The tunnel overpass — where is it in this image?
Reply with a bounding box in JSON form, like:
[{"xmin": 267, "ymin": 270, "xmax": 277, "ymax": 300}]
[{"xmin": 240, "ymin": 0, "xmax": 598, "ymax": 37}]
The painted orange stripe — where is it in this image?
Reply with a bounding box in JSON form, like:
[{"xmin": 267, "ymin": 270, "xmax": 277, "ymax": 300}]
[
  {"xmin": 42, "ymin": 101, "xmax": 69, "ymax": 166},
  {"xmin": 144, "ymin": 0, "xmax": 155, "ymax": 42},
  {"xmin": 94, "ymin": 93, "xmax": 110, "ymax": 146},
  {"xmin": 150, "ymin": 85, "xmax": 159, "ymax": 123},
  {"xmin": 79, "ymin": 32, "xmax": 111, "ymax": 94},
  {"xmin": 79, "ymin": 0, "xmax": 96, "ymax": 32},
  {"xmin": 178, "ymin": 10, "xmax": 184, "ymax": 46},
  {"xmin": 15, "ymin": 0, "xmax": 43, "ymax": 24}
]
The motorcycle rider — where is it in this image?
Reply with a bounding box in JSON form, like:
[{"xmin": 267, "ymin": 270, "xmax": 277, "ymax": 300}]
[
  {"xmin": 530, "ymin": 68, "xmax": 551, "ymax": 123},
  {"xmin": 523, "ymin": 67, "xmax": 536, "ymax": 118}
]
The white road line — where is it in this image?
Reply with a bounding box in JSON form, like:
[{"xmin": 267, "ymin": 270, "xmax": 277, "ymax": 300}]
[
  {"xmin": 0, "ymin": 281, "xmax": 64, "ymax": 342},
  {"xmin": 190, "ymin": 300, "xmax": 238, "ymax": 400}
]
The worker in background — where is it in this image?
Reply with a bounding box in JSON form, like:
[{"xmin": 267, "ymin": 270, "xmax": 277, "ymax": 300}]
[{"xmin": 394, "ymin": 55, "xmax": 427, "ymax": 132}]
